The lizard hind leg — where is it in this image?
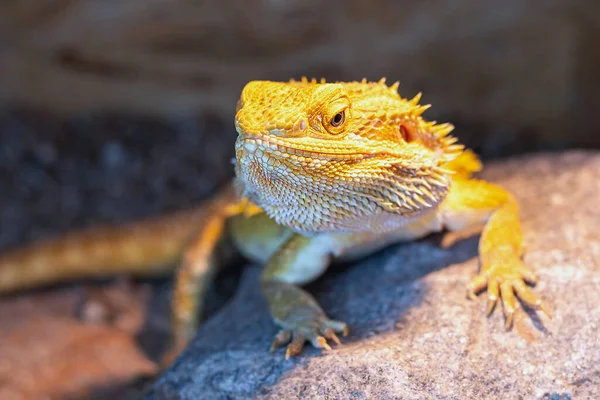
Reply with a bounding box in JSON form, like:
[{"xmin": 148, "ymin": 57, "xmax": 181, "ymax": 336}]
[
  {"xmin": 163, "ymin": 186, "xmax": 248, "ymax": 366},
  {"xmin": 166, "ymin": 214, "xmax": 228, "ymax": 366}
]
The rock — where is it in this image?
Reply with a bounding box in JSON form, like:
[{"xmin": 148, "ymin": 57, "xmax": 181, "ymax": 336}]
[
  {"xmin": 147, "ymin": 151, "xmax": 600, "ymax": 399},
  {"xmin": 0, "ymin": 282, "xmax": 158, "ymax": 400}
]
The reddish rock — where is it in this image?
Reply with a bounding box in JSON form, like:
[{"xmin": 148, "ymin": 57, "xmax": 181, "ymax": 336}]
[{"xmin": 0, "ymin": 283, "xmax": 157, "ymax": 400}]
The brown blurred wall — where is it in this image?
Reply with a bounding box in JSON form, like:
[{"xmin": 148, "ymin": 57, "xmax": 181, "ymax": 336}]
[{"xmin": 1, "ymin": 0, "xmax": 599, "ymax": 148}]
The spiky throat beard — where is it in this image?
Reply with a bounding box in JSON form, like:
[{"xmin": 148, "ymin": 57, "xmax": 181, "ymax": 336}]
[{"xmin": 233, "ymin": 134, "xmax": 452, "ymax": 234}]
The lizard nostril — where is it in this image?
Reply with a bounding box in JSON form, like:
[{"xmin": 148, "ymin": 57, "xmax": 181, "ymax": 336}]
[{"xmin": 293, "ymin": 118, "xmax": 307, "ymax": 133}]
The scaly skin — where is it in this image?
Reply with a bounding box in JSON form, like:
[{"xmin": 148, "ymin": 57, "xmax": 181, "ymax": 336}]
[{"xmin": 0, "ymin": 78, "xmax": 550, "ymax": 363}]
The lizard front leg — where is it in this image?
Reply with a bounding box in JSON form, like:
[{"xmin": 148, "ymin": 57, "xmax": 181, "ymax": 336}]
[
  {"xmin": 441, "ymin": 178, "xmax": 551, "ymax": 327},
  {"xmin": 261, "ymin": 234, "xmax": 348, "ymax": 359}
]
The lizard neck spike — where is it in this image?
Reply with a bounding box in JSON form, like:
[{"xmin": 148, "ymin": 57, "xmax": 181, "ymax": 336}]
[
  {"xmin": 432, "ymin": 123, "xmax": 455, "ymax": 138},
  {"xmin": 390, "ymin": 81, "xmax": 400, "ymax": 92},
  {"xmin": 413, "ymin": 104, "xmax": 432, "ymax": 116},
  {"xmin": 409, "ymin": 92, "xmax": 422, "ymax": 105},
  {"xmin": 378, "ymin": 77, "xmax": 387, "ymax": 85}
]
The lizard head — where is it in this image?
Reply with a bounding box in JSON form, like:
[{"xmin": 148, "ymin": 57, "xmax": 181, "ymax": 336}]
[{"xmin": 233, "ymin": 78, "xmax": 463, "ymax": 233}]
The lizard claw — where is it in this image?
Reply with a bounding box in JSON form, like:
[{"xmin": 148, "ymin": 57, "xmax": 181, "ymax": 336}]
[
  {"xmin": 270, "ymin": 329, "xmax": 292, "ymax": 353},
  {"xmin": 467, "ymin": 259, "xmax": 551, "ymax": 327},
  {"xmin": 270, "ymin": 316, "xmax": 349, "ymax": 359},
  {"xmin": 323, "ymin": 327, "xmax": 341, "ymax": 345}
]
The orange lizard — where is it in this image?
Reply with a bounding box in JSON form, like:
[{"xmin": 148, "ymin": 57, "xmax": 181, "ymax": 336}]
[{"xmin": 0, "ymin": 78, "xmax": 550, "ymax": 361}]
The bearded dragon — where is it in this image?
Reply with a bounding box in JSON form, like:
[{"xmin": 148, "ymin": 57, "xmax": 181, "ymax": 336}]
[{"xmin": 0, "ymin": 78, "xmax": 550, "ymax": 360}]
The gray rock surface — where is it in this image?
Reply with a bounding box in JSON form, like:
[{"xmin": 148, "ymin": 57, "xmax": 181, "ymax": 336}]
[{"xmin": 147, "ymin": 151, "xmax": 600, "ymax": 399}]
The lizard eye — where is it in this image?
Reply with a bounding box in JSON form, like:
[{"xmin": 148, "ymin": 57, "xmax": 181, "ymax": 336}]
[{"xmin": 330, "ymin": 111, "xmax": 345, "ymax": 127}]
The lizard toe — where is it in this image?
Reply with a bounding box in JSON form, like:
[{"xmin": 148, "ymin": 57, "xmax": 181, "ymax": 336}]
[
  {"xmin": 271, "ymin": 315, "xmax": 348, "ymax": 358},
  {"xmin": 468, "ymin": 259, "xmax": 551, "ymax": 327}
]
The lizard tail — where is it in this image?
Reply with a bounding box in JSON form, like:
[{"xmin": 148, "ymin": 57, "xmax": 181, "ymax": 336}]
[{"xmin": 0, "ymin": 184, "xmax": 241, "ymax": 294}]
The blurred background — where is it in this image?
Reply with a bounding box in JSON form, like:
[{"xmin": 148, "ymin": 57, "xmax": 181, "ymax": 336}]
[{"xmin": 0, "ymin": 1, "xmax": 599, "ymax": 399}]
